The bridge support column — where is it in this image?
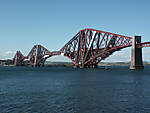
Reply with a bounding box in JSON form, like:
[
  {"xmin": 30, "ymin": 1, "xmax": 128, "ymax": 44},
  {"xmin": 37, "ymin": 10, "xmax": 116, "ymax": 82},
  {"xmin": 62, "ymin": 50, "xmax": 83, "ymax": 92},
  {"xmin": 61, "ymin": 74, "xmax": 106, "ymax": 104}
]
[
  {"xmin": 130, "ymin": 36, "xmax": 144, "ymax": 69},
  {"xmin": 92, "ymin": 64, "xmax": 98, "ymax": 68}
]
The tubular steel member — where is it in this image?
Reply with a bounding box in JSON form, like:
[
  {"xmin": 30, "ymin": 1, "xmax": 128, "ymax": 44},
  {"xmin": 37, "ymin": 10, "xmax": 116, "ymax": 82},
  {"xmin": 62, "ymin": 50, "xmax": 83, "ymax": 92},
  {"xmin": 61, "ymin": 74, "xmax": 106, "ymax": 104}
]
[
  {"xmin": 60, "ymin": 28, "xmax": 132, "ymax": 68},
  {"xmin": 26, "ymin": 45, "xmax": 60, "ymax": 67},
  {"xmin": 13, "ymin": 28, "xmax": 150, "ymax": 68},
  {"xmin": 137, "ymin": 41, "xmax": 150, "ymax": 48},
  {"xmin": 13, "ymin": 51, "xmax": 25, "ymax": 66},
  {"xmin": 26, "ymin": 45, "xmax": 49, "ymax": 67},
  {"xmin": 13, "ymin": 45, "xmax": 61, "ymax": 67}
]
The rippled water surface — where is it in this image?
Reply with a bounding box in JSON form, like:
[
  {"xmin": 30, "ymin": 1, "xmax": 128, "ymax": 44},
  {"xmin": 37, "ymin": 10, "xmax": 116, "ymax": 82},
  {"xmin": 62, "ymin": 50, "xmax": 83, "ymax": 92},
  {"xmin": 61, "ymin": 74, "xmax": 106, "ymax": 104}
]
[{"xmin": 0, "ymin": 66, "xmax": 150, "ymax": 113}]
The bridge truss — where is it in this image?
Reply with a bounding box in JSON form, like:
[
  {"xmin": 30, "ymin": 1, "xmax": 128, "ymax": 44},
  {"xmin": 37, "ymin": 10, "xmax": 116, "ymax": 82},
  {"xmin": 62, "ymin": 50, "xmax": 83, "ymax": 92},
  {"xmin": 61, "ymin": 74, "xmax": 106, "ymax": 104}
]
[{"xmin": 13, "ymin": 28, "xmax": 150, "ymax": 67}]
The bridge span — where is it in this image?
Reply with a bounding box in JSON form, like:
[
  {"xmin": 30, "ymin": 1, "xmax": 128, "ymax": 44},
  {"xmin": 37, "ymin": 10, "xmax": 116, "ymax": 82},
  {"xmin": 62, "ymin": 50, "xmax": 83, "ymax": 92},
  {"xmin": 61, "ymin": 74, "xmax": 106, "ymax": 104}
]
[{"xmin": 13, "ymin": 28, "xmax": 150, "ymax": 69}]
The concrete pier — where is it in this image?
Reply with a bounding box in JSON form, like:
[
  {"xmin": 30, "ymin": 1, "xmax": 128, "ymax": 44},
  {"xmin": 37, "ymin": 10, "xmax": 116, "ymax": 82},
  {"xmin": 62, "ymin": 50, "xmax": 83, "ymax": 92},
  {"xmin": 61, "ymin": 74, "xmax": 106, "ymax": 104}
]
[{"xmin": 130, "ymin": 36, "xmax": 144, "ymax": 69}]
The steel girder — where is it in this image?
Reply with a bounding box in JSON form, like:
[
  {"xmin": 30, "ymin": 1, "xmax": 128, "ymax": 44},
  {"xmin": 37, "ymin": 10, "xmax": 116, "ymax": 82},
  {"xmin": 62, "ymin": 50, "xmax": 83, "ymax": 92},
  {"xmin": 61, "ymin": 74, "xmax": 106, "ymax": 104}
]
[
  {"xmin": 137, "ymin": 42, "xmax": 150, "ymax": 48},
  {"xmin": 13, "ymin": 51, "xmax": 25, "ymax": 66},
  {"xmin": 60, "ymin": 28, "xmax": 132, "ymax": 68},
  {"xmin": 26, "ymin": 45, "xmax": 60, "ymax": 66},
  {"xmin": 13, "ymin": 28, "xmax": 150, "ymax": 68},
  {"xmin": 13, "ymin": 45, "xmax": 60, "ymax": 66}
]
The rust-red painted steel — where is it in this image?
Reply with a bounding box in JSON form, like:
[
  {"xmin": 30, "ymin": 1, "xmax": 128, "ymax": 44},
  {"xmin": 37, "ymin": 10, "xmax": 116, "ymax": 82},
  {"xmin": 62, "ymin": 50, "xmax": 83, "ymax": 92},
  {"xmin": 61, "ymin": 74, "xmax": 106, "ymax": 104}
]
[
  {"xmin": 81, "ymin": 28, "xmax": 132, "ymax": 39},
  {"xmin": 13, "ymin": 51, "xmax": 25, "ymax": 66},
  {"xmin": 13, "ymin": 28, "xmax": 150, "ymax": 67},
  {"xmin": 60, "ymin": 29, "xmax": 133, "ymax": 67},
  {"xmin": 13, "ymin": 45, "xmax": 61, "ymax": 66},
  {"xmin": 137, "ymin": 42, "xmax": 150, "ymax": 48}
]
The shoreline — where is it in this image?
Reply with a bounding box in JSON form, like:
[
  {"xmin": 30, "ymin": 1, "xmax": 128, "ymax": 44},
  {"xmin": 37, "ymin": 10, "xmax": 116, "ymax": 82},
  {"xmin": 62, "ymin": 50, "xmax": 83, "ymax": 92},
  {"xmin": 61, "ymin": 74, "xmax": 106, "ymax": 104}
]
[{"xmin": 1, "ymin": 62, "xmax": 150, "ymax": 67}]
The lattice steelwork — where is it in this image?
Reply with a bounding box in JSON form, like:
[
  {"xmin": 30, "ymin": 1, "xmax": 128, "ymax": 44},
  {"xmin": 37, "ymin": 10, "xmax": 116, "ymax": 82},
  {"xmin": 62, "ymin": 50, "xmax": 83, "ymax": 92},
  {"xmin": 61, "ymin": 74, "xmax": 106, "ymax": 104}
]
[
  {"xmin": 60, "ymin": 28, "xmax": 132, "ymax": 68},
  {"xmin": 13, "ymin": 28, "xmax": 150, "ymax": 67},
  {"xmin": 137, "ymin": 42, "xmax": 150, "ymax": 48},
  {"xmin": 13, "ymin": 51, "xmax": 25, "ymax": 66},
  {"xmin": 13, "ymin": 45, "xmax": 60, "ymax": 66},
  {"xmin": 26, "ymin": 45, "xmax": 61, "ymax": 66}
]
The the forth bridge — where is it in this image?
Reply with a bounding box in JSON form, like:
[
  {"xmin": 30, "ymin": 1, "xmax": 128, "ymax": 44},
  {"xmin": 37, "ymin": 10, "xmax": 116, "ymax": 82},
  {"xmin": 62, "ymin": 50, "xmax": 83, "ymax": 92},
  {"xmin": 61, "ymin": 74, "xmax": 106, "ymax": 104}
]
[{"xmin": 13, "ymin": 28, "xmax": 150, "ymax": 69}]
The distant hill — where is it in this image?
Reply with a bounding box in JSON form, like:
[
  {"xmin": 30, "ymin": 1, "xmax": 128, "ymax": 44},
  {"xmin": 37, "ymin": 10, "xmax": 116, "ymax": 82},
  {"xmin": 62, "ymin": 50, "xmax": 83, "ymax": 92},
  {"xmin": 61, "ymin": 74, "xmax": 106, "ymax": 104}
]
[
  {"xmin": 99, "ymin": 61, "xmax": 150, "ymax": 66},
  {"xmin": 0, "ymin": 59, "xmax": 150, "ymax": 66},
  {"xmin": 0, "ymin": 59, "xmax": 13, "ymax": 66}
]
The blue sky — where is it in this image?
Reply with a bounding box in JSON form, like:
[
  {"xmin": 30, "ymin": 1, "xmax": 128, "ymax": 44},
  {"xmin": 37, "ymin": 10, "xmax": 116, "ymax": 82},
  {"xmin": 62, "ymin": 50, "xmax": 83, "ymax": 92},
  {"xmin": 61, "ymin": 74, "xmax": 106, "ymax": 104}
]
[{"xmin": 0, "ymin": 0, "xmax": 150, "ymax": 62}]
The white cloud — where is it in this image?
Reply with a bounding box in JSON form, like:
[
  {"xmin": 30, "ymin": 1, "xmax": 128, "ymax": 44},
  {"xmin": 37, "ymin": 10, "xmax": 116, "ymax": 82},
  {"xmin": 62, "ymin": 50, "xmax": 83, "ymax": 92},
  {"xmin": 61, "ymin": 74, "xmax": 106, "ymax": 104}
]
[
  {"xmin": 0, "ymin": 51, "xmax": 15, "ymax": 59},
  {"xmin": 103, "ymin": 51, "xmax": 131, "ymax": 62},
  {"xmin": 46, "ymin": 55, "xmax": 71, "ymax": 62},
  {"xmin": 103, "ymin": 48, "xmax": 150, "ymax": 62},
  {"xmin": 3, "ymin": 51, "xmax": 14, "ymax": 56},
  {"xmin": 143, "ymin": 49, "xmax": 150, "ymax": 54},
  {"xmin": 143, "ymin": 48, "xmax": 150, "ymax": 61}
]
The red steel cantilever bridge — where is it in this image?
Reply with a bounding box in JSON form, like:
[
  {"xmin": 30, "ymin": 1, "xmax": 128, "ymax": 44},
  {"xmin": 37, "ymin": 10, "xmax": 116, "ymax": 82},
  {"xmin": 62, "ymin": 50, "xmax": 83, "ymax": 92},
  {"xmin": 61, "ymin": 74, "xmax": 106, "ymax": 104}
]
[{"xmin": 13, "ymin": 28, "xmax": 150, "ymax": 68}]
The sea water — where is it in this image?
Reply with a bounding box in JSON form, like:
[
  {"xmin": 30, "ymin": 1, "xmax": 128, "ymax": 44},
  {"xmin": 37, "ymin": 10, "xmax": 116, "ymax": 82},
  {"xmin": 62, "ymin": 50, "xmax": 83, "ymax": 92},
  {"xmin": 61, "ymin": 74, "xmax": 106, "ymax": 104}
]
[{"xmin": 0, "ymin": 66, "xmax": 150, "ymax": 113}]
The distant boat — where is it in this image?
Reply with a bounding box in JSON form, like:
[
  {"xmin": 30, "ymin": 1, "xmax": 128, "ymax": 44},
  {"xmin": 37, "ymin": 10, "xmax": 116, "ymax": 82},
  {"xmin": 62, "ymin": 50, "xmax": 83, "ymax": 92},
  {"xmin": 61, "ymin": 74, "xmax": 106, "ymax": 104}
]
[{"xmin": 105, "ymin": 66, "xmax": 109, "ymax": 70}]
